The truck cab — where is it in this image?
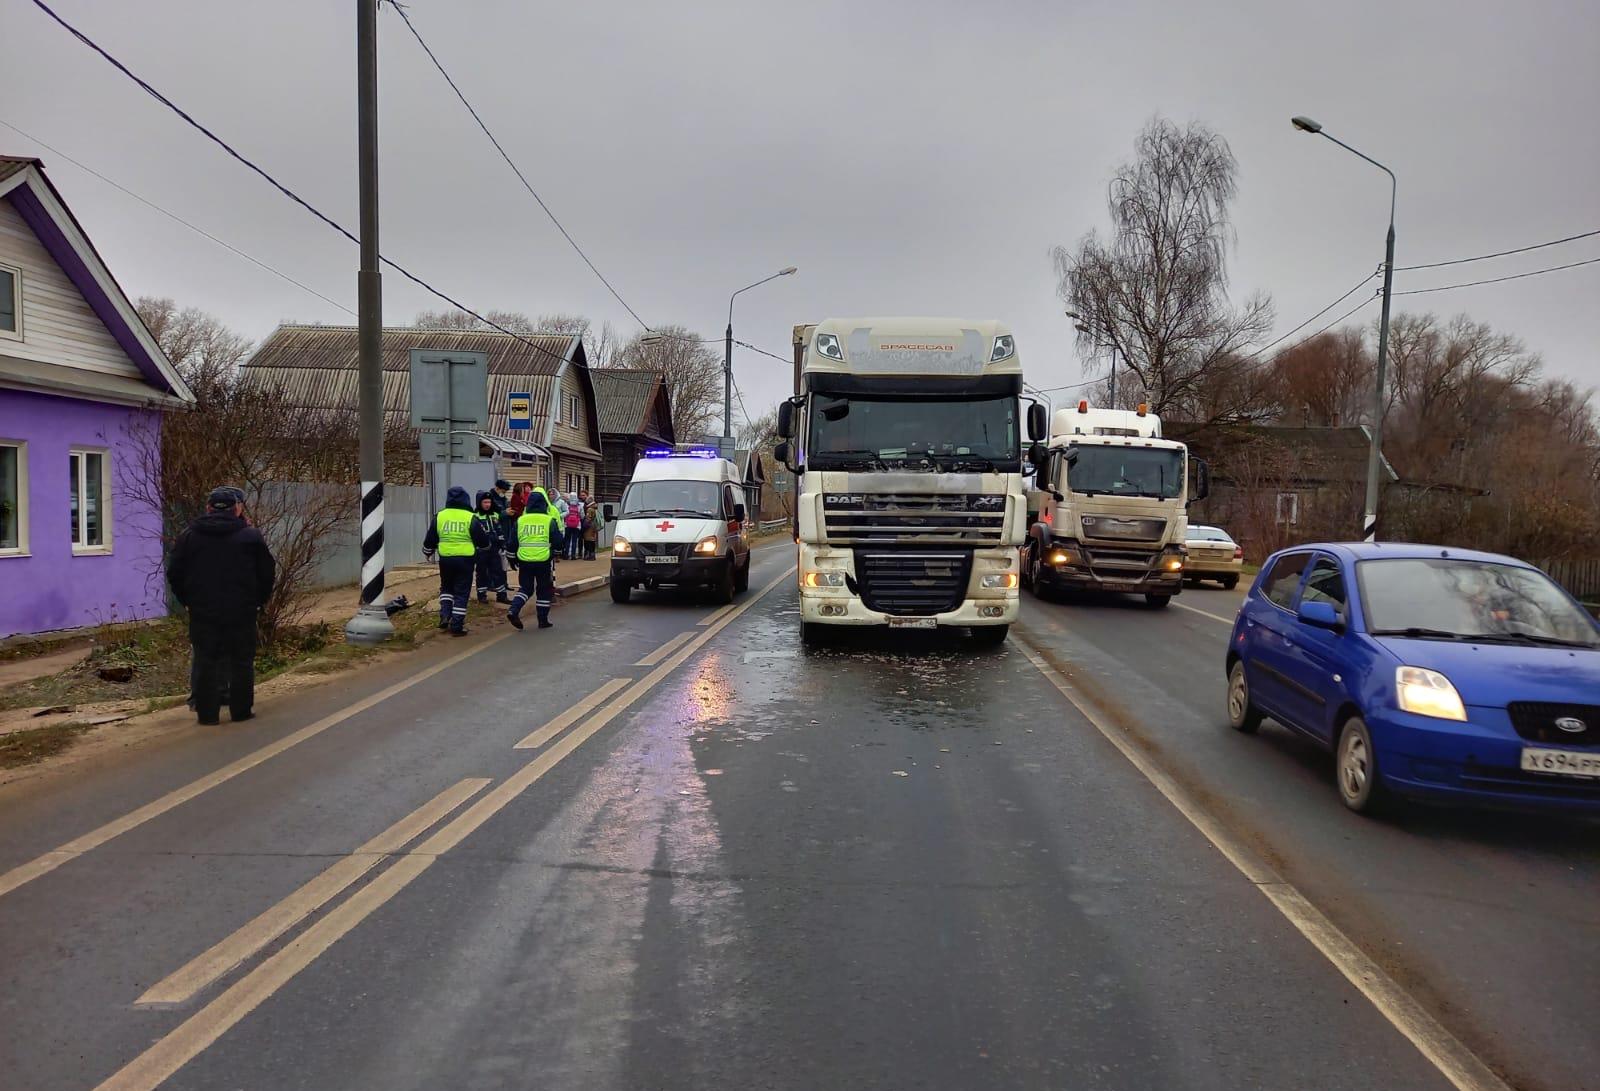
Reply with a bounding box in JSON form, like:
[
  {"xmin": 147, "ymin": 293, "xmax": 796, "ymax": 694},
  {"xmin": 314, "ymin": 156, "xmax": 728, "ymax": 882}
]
[
  {"xmin": 1025, "ymin": 401, "xmax": 1208, "ymax": 608},
  {"xmin": 607, "ymin": 446, "xmax": 752, "ymax": 604}
]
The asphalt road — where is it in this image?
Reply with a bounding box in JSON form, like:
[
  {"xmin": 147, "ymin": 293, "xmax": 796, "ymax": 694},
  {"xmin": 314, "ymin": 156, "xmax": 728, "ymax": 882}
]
[{"xmin": 0, "ymin": 540, "xmax": 1587, "ymax": 1090}]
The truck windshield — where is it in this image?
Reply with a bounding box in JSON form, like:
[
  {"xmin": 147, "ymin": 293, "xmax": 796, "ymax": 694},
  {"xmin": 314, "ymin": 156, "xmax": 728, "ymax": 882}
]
[
  {"xmin": 1066, "ymin": 447, "xmax": 1184, "ymax": 499},
  {"xmin": 620, "ymin": 480, "xmax": 721, "ymax": 518},
  {"xmin": 807, "ymin": 394, "xmax": 1018, "ymax": 469}
]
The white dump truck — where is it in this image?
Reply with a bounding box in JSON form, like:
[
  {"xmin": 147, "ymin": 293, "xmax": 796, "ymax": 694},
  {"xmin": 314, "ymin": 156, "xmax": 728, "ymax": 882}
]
[
  {"xmin": 1024, "ymin": 400, "xmax": 1209, "ymax": 608},
  {"xmin": 775, "ymin": 317, "xmax": 1048, "ymax": 645}
]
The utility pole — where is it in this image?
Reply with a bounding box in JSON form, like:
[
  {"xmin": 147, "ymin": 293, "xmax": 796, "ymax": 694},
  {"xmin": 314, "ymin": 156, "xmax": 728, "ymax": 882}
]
[{"xmin": 346, "ymin": 0, "xmax": 393, "ymax": 644}]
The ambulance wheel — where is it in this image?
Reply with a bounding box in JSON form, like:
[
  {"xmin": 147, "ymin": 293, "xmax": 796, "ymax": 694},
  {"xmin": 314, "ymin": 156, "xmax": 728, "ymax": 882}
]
[
  {"xmin": 712, "ymin": 561, "xmax": 736, "ymax": 605},
  {"xmin": 733, "ymin": 554, "xmax": 750, "ymax": 593},
  {"xmin": 610, "ymin": 579, "xmax": 631, "ymax": 604}
]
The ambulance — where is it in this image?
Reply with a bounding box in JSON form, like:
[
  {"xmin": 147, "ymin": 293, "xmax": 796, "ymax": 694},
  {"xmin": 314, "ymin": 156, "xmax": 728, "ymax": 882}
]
[{"xmin": 606, "ymin": 446, "xmax": 752, "ymax": 604}]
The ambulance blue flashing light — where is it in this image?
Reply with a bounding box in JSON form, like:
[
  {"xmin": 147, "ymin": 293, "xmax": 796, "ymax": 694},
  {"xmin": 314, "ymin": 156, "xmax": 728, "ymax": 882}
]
[{"xmin": 643, "ymin": 444, "xmax": 721, "ymax": 459}]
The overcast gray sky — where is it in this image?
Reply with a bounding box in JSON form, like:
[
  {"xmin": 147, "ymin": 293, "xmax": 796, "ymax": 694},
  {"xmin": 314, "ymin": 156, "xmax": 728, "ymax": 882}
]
[{"xmin": 4, "ymin": 0, "xmax": 1596, "ymax": 421}]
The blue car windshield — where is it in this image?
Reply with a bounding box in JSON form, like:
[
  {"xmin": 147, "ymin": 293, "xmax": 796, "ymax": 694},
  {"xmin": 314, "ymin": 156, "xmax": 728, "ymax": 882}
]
[{"xmin": 1358, "ymin": 558, "xmax": 1600, "ymax": 647}]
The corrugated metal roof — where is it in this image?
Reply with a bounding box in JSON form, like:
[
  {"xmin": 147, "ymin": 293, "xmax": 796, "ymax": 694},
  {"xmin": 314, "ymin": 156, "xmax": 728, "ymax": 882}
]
[
  {"xmin": 241, "ymin": 325, "xmax": 599, "ymax": 456},
  {"xmin": 591, "ymin": 368, "xmax": 668, "ymax": 436}
]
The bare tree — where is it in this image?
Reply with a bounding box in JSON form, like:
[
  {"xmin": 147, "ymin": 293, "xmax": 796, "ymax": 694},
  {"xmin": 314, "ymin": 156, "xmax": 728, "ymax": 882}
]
[
  {"xmin": 1271, "ymin": 328, "xmax": 1372, "ymax": 426},
  {"xmin": 737, "ymin": 406, "xmax": 779, "ymax": 453},
  {"xmin": 537, "ymin": 312, "xmax": 620, "ymax": 368},
  {"xmin": 1055, "ymin": 118, "xmax": 1273, "ymax": 419},
  {"xmin": 412, "ymin": 308, "xmax": 538, "ymax": 335},
  {"xmin": 137, "ymin": 296, "xmax": 253, "ymax": 378},
  {"xmin": 614, "ymin": 325, "xmax": 723, "ymax": 441}
]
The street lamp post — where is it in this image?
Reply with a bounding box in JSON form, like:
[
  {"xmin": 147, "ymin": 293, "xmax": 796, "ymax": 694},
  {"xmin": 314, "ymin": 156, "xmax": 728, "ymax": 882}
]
[
  {"xmin": 1066, "ymin": 311, "xmax": 1117, "ymax": 407},
  {"xmin": 1292, "ymin": 115, "xmax": 1396, "ymax": 543},
  {"xmin": 725, "ymin": 268, "xmax": 797, "ymax": 451}
]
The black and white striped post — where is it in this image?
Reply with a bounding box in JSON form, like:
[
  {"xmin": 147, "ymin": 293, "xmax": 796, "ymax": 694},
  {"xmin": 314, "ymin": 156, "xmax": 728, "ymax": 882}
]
[{"xmin": 346, "ymin": 0, "xmax": 394, "ymax": 644}]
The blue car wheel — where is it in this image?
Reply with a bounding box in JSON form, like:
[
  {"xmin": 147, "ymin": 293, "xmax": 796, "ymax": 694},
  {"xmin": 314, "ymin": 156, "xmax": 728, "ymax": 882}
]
[
  {"xmin": 1337, "ymin": 716, "xmax": 1386, "ymax": 815},
  {"xmin": 1227, "ymin": 660, "xmax": 1263, "ymax": 734}
]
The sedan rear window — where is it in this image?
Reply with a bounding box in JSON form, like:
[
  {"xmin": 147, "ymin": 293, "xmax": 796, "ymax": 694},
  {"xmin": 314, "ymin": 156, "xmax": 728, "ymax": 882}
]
[
  {"xmin": 1187, "ymin": 526, "xmax": 1233, "ymax": 542},
  {"xmin": 1359, "ymin": 558, "xmax": 1600, "ymax": 647}
]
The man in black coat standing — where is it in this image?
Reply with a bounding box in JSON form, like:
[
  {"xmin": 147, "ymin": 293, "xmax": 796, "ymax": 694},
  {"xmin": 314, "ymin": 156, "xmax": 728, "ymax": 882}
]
[{"xmin": 168, "ymin": 486, "xmax": 277, "ymax": 725}]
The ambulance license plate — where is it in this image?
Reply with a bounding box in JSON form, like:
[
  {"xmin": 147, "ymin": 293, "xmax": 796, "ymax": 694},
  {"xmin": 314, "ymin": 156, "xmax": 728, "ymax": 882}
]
[{"xmin": 645, "ymin": 555, "xmax": 676, "ymax": 565}]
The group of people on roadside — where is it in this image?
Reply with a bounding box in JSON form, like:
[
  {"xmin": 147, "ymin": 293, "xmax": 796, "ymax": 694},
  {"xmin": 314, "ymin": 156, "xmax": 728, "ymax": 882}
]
[{"xmin": 423, "ymin": 478, "xmax": 606, "ymax": 636}]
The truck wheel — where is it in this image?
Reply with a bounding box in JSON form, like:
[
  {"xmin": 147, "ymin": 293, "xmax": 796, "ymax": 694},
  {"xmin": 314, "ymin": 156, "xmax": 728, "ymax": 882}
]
[
  {"xmin": 712, "ymin": 561, "xmax": 736, "ymax": 605},
  {"xmin": 970, "ymin": 624, "xmax": 1008, "ymax": 647},
  {"xmin": 733, "ymin": 554, "xmax": 750, "ymax": 593},
  {"xmin": 801, "ymin": 622, "xmax": 830, "ymax": 647},
  {"xmin": 1145, "ymin": 594, "xmax": 1172, "ymax": 609},
  {"xmin": 1028, "ymin": 547, "xmax": 1052, "ymax": 601},
  {"xmin": 610, "ymin": 579, "xmax": 631, "ymax": 604}
]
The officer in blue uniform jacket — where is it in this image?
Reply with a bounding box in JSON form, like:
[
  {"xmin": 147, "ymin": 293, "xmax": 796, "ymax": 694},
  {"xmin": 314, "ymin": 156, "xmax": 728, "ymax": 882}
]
[
  {"xmin": 472, "ymin": 490, "xmax": 511, "ymax": 604},
  {"xmin": 423, "ymin": 485, "xmax": 490, "ymax": 635},
  {"xmin": 507, "ymin": 490, "xmax": 564, "ymax": 630}
]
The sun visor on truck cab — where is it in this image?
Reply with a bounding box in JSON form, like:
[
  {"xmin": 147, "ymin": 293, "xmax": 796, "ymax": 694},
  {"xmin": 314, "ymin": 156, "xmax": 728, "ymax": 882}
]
[
  {"xmin": 843, "ymin": 327, "xmax": 991, "ymax": 375},
  {"xmin": 808, "ymin": 373, "xmax": 1021, "ymax": 397}
]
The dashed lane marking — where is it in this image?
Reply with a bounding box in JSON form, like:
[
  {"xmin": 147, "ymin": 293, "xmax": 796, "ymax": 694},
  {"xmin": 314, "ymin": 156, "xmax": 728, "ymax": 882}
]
[
  {"xmin": 135, "ymin": 777, "xmax": 489, "ymax": 1006},
  {"xmin": 1173, "ymin": 599, "xmax": 1236, "ymax": 625},
  {"xmin": 634, "ymin": 629, "xmax": 694, "ymax": 667},
  {"xmin": 513, "ymin": 678, "xmax": 631, "ymax": 749},
  {"xmin": 0, "ymin": 632, "xmax": 514, "ymax": 901},
  {"xmin": 96, "ymin": 566, "xmax": 796, "ymax": 1091},
  {"xmin": 1012, "ymin": 633, "xmax": 1510, "ymax": 1091}
]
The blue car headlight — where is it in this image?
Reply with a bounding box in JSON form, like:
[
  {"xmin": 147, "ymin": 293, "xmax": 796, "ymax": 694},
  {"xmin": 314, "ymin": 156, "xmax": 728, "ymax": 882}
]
[{"xmin": 1395, "ymin": 666, "xmax": 1467, "ymax": 721}]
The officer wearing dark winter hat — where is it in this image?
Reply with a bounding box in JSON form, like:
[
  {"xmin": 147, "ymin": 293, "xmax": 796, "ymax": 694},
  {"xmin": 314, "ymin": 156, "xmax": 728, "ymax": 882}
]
[
  {"xmin": 168, "ymin": 486, "xmax": 276, "ymax": 725},
  {"xmin": 423, "ymin": 485, "xmax": 490, "ymax": 635},
  {"xmin": 508, "ymin": 489, "xmax": 563, "ymax": 630},
  {"xmin": 472, "ymin": 490, "xmax": 511, "ymax": 604}
]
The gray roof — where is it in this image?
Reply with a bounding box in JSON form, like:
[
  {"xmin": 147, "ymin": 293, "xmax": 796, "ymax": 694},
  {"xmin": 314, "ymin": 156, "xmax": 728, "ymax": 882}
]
[
  {"xmin": 1166, "ymin": 423, "xmax": 1398, "ymax": 486},
  {"xmin": 590, "ymin": 368, "xmax": 673, "ymax": 440}
]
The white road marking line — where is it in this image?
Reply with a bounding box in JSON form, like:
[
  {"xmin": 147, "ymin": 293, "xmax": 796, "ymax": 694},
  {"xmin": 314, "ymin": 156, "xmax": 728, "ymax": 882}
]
[
  {"xmin": 1173, "ymin": 599, "xmax": 1237, "ymax": 625},
  {"xmin": 136, "ymin": 778, "xmax": 489, "ymax": 1006},
  {"xmin": 634, "ymin": 629, "xmax": 694, "ymax": 667},
  {"xmin": 698, "ymin": 603, "xmax": 737, "ymax": 627},
  {"xmin": 0, "ymin": 632, "xmax": 514, "ymax": 902},
  {"xmin": 96, "ymin": 566, "xmax": 796, "ymax": 1091},
  {"xmin": 1012, "ymin": 634, "xmax": 1510, "ymax": 1091},
  {"xmin": 513, "ymin": 678, "xmax": 631, "ymax": 749}
]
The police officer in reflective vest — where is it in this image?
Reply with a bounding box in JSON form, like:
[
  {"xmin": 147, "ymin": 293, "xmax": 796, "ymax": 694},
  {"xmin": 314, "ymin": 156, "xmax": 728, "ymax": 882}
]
[
  {"xmin": 423, "ymin": 485, "xmax": 489, "ymax": 635},
  {"xmin": 508, "ymin": 490, "xmax": 564, "ymax": 630}
]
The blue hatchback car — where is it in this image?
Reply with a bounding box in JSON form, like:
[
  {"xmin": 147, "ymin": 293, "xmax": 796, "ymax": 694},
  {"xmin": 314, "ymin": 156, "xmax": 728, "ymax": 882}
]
[{"xmin": 1226, "ymin": 543, "xmax": 1600, "ymax": 814}]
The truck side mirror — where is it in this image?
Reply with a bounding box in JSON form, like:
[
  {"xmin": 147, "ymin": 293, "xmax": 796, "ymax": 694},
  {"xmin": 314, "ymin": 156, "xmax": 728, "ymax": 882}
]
[
  {"xmin": 1028, "ymin": 441, "xmax": 1047, "ymax": 469},
  {"xmin": 777, "ymin": 401, "xmax": 795, "ymax": 439},
  {"xmin": 603, "ymin": 503, "xmax": 616, "ymax": 521},
  {"xmin": 1027, "ymin": 402, "xmax": 1047, "ymax": 442},
  {"xmin": 774, "ymin": 440, "xmax": 793, "ymax": 469},
  {"xmin": 1190, "ymin": 458, "xmax": 1211, "ymax": 504}
]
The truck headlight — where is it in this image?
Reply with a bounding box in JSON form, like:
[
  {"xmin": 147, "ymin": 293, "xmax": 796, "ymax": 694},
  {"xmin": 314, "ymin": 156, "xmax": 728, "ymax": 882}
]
[
  {"xmin": 816, "ymin": 333, "xmax": 844, "ymax": 360},
  {"xmin": 613, "ymin": 536, "xmax": 633, "ymax": 555},
  {"xmin": 1395, "ymin": 666, "xmax": 1467, "ymax": 721},
  {"xmin": 1161, "ymin": 545, "xmax": 1185, "ymax": 571},
  {"xmin": 990, "ymin": 334, "xmax": 1015, "ymax": 362},
  {"xmin": 694, "ymin": 536, "xmax": 719, "ymax": 555},
  {"xmin": 981, "ymin": 573, "xmax": 1019, "ymax": 589},
  {"xmin": 1046, "ymin": 544, "xmax": 1082, "ymax": 566},
  {"xmin": 802, "ymin": 571, "xmax": 847, "ymax": 587}
]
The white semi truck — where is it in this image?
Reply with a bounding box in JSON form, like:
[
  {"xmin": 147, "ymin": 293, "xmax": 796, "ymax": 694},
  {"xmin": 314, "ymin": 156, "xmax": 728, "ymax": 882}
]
[
  {"xmin": 775, "ymin": 317, "xmax": 1047, "ymax": 646},
  {"xmin": 1023, "ymin": 400, "xmax": 1209, "ymax": 608}
]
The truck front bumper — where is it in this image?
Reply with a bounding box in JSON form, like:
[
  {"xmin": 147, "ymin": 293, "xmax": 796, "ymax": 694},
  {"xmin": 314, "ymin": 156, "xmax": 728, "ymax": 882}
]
[{"xmin": 798, "ymin": 542, "xmax": 1018, "ymax": 627}]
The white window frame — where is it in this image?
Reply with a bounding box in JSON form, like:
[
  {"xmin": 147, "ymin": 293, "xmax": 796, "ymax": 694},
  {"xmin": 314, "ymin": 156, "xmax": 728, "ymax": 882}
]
[
  {"xmin": 1276, "ymin": 491, "xmax": 1300, "ymax": 526},
  {"xmin": 566, "ymin": 393, "xmax": 580, "ymax": 427},
  {"xmin": 0, "ymin": 261, "xmax": 22, "ymax": 341},
  {"xmin": 70, "ymin": 446, "xmax": 113, "ymax": 554},
  {"xmin": 0, "ymin": 438, "xmax": 28, "ymax": 556}
]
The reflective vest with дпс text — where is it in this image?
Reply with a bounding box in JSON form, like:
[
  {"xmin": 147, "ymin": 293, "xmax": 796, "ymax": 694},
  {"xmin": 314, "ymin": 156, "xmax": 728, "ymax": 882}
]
[
  {"xmin": 435, "ymin": 510, "xmax": 476, "ymax": 557},
  {"xmin": 516, "ymin": 510, "xmax": 559, "ymax": 562}
]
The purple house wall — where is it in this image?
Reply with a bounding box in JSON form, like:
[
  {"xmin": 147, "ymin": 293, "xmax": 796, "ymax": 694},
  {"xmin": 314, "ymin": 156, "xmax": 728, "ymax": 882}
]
[
  {"xmin": 1, "ymin": 155, "xmax": 193, "ymax": 639},
  {"xmin": 0, "ymin": 392, "xmax": 167, "ymax": 638}
]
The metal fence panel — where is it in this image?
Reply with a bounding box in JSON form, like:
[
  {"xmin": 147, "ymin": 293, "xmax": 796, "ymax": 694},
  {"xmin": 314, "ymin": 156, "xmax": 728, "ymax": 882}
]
[{"xmin": 259, "ymin": 482, "xmax": 432, "ymax": 591}]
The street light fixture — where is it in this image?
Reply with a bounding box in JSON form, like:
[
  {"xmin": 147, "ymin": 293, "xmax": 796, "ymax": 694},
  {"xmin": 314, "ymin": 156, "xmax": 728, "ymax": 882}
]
[
  {"xmin": 1292, "ymin": 114, "xmax": 1396, "ymax": 542},
  {"xmin": 724, "ymin": 267, "xmax": 797, "ymax": 451}
]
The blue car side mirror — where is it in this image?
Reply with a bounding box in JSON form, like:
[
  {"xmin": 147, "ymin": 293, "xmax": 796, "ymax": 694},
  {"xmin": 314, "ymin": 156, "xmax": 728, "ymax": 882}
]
[{"xmin": 1297, "ymin": 600, "xmax": 1342, "ymax": 630}]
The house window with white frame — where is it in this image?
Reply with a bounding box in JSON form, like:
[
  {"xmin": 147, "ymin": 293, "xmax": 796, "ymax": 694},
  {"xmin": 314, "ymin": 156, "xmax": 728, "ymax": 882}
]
[
  {"xmin": 0, "ymin": 440, "xmax": 26, "ymax": 553},
  {"xmin": 70, "ymin": 448, "xmax": 111, "ymax": 551},
  {"xmin": 566, "ymin": 393, "xmax": 580, "ymax": 427},
  {"xmin": 1276, "ymin": 492, "xmax": 1299, "ymax": 526},
  {"xmin": 0, "ymin": 263, "xmax": 21, "ymax": 339}
]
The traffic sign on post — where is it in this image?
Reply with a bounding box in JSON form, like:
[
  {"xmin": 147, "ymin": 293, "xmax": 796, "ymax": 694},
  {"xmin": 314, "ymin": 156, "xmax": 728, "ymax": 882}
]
[
  {"xmin": 508, "ymin": 392, "xmax": 532, "ymax": 431},
  {"xmin": 409, "ymin": 349, "xmax": 489, "ymax": 433}
]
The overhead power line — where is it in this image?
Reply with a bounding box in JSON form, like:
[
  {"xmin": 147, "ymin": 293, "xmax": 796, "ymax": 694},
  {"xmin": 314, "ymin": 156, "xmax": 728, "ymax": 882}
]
[
  {"xmin": 735, "ymin": 340, "xmax": 791, "ymax": 364},
  {"xmin": 0, "ymin": 118, "xmax": 354, "ymax": 316},
  {"xmin": 1265, "ymin": 294, "xmax": 1378, "ymax": 359},
  {"xmin": 1251, "ymin": 269, "xmax": 1380, "ymax": 358},
  {"xmin": 27, "ymin": 0, "xmax": 584, "ymax": 372},
  {"xmin": 1395, "ymin": 255, "xmax": 1600, "ymax": 296},
  {"xmin": 1396, "ymin": 229, "xmax": 1600, "ymax": 271},
  {"xmin": 384, "ymin": 1, "xmax": 649, "ymax": 329}
]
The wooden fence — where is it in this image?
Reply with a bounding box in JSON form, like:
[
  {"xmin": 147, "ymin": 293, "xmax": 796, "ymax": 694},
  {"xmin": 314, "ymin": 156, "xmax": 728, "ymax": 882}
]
[{"xmin": 1539, "ymin": 557, "xmax": 1600, "ymax": 603}]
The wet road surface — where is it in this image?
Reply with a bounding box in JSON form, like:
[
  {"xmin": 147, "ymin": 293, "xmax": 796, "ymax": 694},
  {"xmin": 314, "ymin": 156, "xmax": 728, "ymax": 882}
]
[{"xmin": 0, "ymin": 542, "xmax": 1586, "ymax": 1089}]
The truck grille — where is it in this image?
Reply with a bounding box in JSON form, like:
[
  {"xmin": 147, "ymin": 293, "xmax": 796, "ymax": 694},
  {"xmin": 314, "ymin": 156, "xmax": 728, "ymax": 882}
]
[
  {"xmin": 1081, "ymin": 545, "xmax": 1160, "ymax": 579},
  {"xmin": 1508, "ymin": 702, "xmax": 1598, "ymax": 746},
  {"xmin": 854, "ymin": 550, "xmax": 972, "ymax": 616},
  {"xmin": 1080, "ymin": 515, "xmax": 1166, "ymax": 542},
  {"xmin": 824, "ymin": 493, "xmax": 1006, "ymax": 545}
]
